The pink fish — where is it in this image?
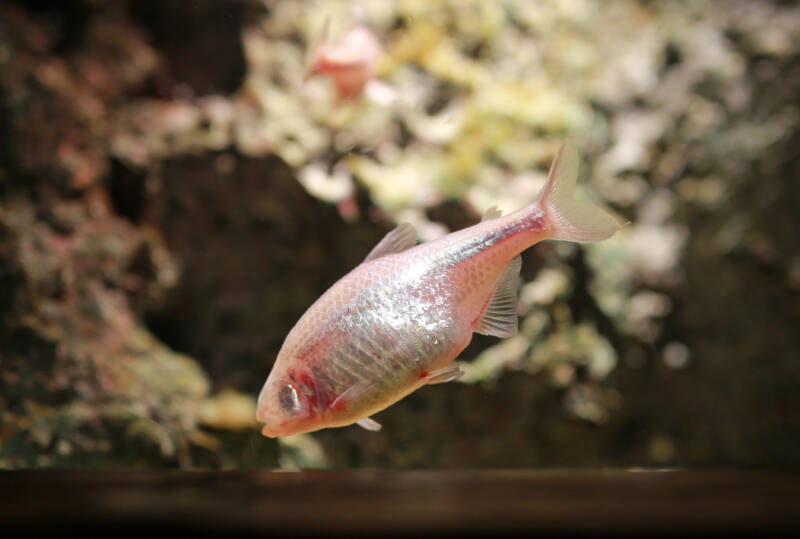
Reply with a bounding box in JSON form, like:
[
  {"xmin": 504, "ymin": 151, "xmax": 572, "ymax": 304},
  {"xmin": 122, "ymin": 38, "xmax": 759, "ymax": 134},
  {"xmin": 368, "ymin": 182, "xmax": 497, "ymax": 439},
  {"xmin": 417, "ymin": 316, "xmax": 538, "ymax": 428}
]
[
  {"xmin": 304, "ymin": 19, "xmax": 381, "ymax": 100},
  {"xmin": 257, "ymin": 143, "xmax": 622, "ymax": 437}
]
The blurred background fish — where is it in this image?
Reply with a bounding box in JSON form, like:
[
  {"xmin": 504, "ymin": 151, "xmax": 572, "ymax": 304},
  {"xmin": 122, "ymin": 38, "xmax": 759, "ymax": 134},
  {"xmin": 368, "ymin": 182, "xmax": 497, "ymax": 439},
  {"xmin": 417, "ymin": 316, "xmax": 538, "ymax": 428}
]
[{"xmin": 304, "ymin": 17, "xmax": 382, "ymax": 100}]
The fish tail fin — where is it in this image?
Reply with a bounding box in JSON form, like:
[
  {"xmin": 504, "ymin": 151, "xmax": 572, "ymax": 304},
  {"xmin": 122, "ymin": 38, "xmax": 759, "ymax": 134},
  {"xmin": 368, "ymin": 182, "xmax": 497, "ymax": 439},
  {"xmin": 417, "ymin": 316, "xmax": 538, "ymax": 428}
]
[{"xmin": 537, "ymin": 141, "xmax": 624, "ymax": 243}]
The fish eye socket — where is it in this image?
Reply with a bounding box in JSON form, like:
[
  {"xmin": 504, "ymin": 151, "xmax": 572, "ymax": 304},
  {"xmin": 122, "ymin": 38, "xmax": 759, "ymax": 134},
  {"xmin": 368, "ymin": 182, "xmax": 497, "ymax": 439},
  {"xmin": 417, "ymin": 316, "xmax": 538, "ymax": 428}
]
[{"xmin": 278, "ymin": 384, "xmax": 301, "ymax": 413}]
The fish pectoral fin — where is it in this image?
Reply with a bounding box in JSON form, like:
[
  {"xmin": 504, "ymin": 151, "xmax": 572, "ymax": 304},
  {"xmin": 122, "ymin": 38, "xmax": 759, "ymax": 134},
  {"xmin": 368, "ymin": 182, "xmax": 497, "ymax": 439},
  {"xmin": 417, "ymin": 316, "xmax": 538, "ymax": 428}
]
[
  {"xmin": 475, "ymin": 255, "xmax": 521, "ymax": 338},
  {"xmin": 330, "ymin": 380, "xmax": 373, "ymax": 411},
  {"xmin": 363, "ymin": 223, "xmax": 418, "ymax": 262},
  {"xmin": 424, "ymin": 363, "xmax": 465, "ymax": 385},
  {"xmin": 356, "ymin": 417, "xmax": 382, "ymax": 431}
]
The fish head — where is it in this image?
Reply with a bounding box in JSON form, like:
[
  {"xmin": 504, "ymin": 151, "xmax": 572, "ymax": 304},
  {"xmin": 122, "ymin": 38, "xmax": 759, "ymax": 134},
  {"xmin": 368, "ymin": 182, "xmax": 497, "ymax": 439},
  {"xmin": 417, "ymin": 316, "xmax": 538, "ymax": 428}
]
[{"xmin": 256, "ymin": 367, "xmax": 320, "ymax": 438}]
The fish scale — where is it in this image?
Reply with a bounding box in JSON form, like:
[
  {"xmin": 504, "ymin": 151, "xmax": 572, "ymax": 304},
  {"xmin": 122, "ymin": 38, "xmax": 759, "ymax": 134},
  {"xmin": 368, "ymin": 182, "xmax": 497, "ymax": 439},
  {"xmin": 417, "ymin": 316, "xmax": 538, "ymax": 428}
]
[{"xmin": 257, "ymin": 142, "xmax": 624, "ymax": 437}]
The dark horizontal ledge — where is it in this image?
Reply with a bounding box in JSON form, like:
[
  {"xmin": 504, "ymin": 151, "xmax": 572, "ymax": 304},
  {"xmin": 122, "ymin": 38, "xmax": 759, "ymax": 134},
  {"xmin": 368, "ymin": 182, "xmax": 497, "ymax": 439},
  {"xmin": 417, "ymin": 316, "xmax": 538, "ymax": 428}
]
[{"xmin": 2, "ymin": 469, "xmax": 799, "ymax": 536}]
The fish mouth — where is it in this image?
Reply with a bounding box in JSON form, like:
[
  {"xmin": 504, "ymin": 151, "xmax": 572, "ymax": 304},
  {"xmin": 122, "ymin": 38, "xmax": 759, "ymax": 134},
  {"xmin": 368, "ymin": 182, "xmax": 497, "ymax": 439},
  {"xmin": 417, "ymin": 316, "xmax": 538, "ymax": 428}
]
[
  {"xmin": 257, "ymin": 409, "xmax": 280, "ymax": 438},
  {"xmin": 256, "ymin": 396, "xmax": 276, "ymax": 437},
  {"xmin": 255, "ymin": 402, "xmax": 267, "ymax": 424},
  {"xmin": 256, "ymin": 404, "xmax": 291, "ymax": 438}
]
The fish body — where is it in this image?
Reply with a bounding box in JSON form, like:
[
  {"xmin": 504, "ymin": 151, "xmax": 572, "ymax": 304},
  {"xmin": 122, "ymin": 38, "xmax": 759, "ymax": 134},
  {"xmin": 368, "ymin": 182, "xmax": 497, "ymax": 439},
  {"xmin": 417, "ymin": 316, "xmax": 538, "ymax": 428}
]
[{"xmin": 257, "ymin": 143, "xmax": 621, "ymax": 437}]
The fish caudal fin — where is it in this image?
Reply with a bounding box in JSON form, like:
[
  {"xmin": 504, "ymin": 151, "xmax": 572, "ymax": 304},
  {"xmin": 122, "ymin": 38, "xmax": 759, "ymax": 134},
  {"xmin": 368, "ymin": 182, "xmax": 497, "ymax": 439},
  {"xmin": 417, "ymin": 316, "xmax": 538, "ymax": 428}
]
[{"xmin": 538, "ymin": 142, "xmax": 623, "ymax": 243}]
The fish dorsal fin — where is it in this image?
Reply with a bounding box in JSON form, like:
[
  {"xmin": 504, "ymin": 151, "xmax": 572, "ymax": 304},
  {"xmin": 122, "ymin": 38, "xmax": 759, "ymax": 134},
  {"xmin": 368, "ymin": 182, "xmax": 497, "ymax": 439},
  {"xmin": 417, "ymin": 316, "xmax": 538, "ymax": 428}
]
[
  {"xmin": 356, "ymin": 417, "xmax": 382, "ymax": 431},
  {"xmin": 481, "ymin": 206, "xmax": 502, "ymax": 221},
  {"xmin": 363, "ymin": 223, "xmax": 417, "ymax": 262},
  {"xmin": 475, "ymin": 256, "xmax": 522, "ymax": 338}
]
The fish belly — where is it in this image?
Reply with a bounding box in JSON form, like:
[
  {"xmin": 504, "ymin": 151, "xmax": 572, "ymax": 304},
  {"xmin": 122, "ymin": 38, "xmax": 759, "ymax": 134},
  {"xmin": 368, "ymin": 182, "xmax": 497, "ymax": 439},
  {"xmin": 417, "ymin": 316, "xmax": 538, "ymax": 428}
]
[{"xmin": 309, "ymin": 274, "xmax": 471, "ymax": 420}]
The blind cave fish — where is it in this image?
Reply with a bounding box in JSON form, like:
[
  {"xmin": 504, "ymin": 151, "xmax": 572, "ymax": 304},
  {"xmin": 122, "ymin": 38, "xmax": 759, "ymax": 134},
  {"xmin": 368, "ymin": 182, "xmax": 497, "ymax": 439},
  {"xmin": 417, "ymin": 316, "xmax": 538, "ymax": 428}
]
[
  {"xmin": 304, "ymin": 18, "xmax": 381, "ymax": 100},
  {"xmin": 257, "ymin": 142, "xmax": 622, "ymax": 437}
]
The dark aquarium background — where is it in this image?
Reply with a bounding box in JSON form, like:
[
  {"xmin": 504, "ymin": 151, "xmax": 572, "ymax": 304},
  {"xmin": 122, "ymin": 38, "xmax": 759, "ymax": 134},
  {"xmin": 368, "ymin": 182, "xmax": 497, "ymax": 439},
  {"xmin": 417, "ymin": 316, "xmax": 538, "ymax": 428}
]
[{"xmin": 1, "ymin": 0, "xmax": 799, "ymax": 469}]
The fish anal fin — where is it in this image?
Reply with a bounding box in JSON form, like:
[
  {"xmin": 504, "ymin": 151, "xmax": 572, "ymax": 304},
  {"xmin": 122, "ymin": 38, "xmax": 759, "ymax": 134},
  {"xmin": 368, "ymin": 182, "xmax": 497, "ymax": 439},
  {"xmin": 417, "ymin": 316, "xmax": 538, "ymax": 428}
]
[
  {"xmin": 475, "ymin": 256, "xmax": 521, "ymax": 338},
  {"xmin": 356, "ymin": 417, "xmax": 382, "ymax": 431},
  {"xmin": 363, "ymin": 223, "xmax": 417, "ymax": 263},
  {"xmin": 423, "ymin": 363, "xmax": 465, "ymax": 385}
]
